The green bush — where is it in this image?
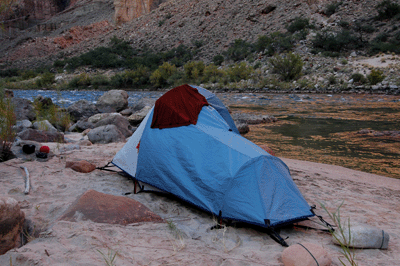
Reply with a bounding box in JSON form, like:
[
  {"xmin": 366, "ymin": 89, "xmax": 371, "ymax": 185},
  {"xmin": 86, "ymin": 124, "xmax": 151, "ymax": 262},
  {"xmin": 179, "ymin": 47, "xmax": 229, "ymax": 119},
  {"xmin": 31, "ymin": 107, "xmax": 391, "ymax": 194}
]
[
  {"xmin": 254, "ymin": 32, "xmax": 294, "ymax": 56},
  {"xmin": 150, "ymin": 62, "xmax": 177, "ymax": 88},
  {"xmin": 163, "ymin": 44, "xmax": 193, "ymax": 67},
  {"xmin": 21, "ymin": 70, "xmax": 37, "ymax": 80},
  {"xmin": 225, "ymin": 39, "xmax": 254, "ymax": 61},
  {"xmin": 269, "ymin": 52, "xmax": 303, "ymax": 81},
  {"xmin": 367, "ymin": 69, "xmax": 386, "ymax": 85},
  {"xmin": 312, "ymin": 30, "xmax": 359, "ymax": 53},
  {"xmin": 213, "ymin": 55, "xmax": 224, "ymax": 66},
  {"xmin": 325, "ymin": 1, "xmax": 342, "ymax": 16},
  {"xmin": 376, "ymin": 0, "xmax": 400, "ymax": 20},
  {"xmin": 350, "ymin": 73, "xmax": 367, "ymax": 84},
  {"xmin": 91, "ymin": 75, "xmax": 110, "ymax": 89},
  {"xmin": 0, "ymin": 68, "xmax": 19, "ymax": 78},
  {"xmin": 287, "ymin": 17, "xmax": 311, "ymax": 33},
  {"xmin": 36, "ymin": 72, "xmax": 55, "ymax": 87},
  {"xmin": 68, "ymin": 73, "xmax": 91, "ymax": 88},
  {"xmin": 202, "ymin": 64, "xmax": 226, "ymax": 83},
  {"xmin": 184, "ymin": 61, "xmax": 205, "ymax": 81},
  {"xmin": 226, "ymin": 62, "xmax": 254, "ymax": 82}
]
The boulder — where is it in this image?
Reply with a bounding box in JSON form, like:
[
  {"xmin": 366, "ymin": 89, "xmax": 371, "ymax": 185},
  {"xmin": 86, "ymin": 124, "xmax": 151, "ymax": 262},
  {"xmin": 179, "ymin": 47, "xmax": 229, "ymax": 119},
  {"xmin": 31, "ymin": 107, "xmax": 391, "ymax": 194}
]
[
  {"xmin": 281, "ymin": 242, "xmax": 332, "ymax": 266},
  {"xmin": 66, "ymin": 160, "xmax": 96, "ymax": 173},
  {"xmin": 0, "ymin": 197, "xmax": 25, "ymax": 255},
  {"xmin": 33, "ymin": 120, "xmax": 58, "ymax": 132},
  {"xmin": 88, "ymin": 113, "xmax": 119, "ymax": 124},
  {"xmin": 67, "ymin": 99, "xmax": 99, "ymax": 122},
  {"xmin": 333, "ymin": 224, "xmax": 390, "ymax": 249},
  {"xmin": 11, "ymin": 98, "xmax": 36, "ymax": 121},
  {"xmin": 236, "ymin": 123, "xmax": 249, "ymax": 134},
  {"xmin": 14, "ymin": 120, "xmax": 33, "ymax": 133},
  {"xmin": 33, "ymin": 95, "xmax": 54, "ymax": 109},
  {"xmin": 59, "ymin": 190, "xmax": 164, "ymax": 224},
  {"xmin": 120, "ymin": 108, "xmax": 133, "ymax": 116},
  {"xmin": 96, "ymin": 90, "xmax": 129, "ymax": 113},
  {"xmin": 87, "ymin": 125, "xmax": 125, "ymax": 144},
  {"xmin": 68, "ymin": 118, "xmax": 95, "ymax": 132},
  {"xmin": 127, "ymin": 106, "xmax": 152, "ymax": 126},
  {"xmin": 94, "ymin": 113, "xmax": 133, "ymax": 138},
  {"xmin": 17, "ymin": 128, "xmax": 65, "ymax": 143}
]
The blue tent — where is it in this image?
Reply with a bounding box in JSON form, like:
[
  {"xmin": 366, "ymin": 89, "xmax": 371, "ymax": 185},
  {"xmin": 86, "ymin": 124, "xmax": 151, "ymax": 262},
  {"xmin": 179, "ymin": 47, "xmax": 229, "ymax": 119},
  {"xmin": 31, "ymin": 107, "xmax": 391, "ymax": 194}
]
[{"xmin": 112, "ymin": 85, "xmax": 314, "ymax": 235}]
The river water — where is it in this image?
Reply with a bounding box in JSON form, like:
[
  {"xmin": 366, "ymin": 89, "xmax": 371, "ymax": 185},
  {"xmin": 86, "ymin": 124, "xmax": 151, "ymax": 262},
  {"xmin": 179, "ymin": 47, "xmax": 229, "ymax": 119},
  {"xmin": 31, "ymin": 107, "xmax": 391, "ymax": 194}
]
[{"xmin": 12, "ymin": 89, "xmax": 400, "ymax": 178}]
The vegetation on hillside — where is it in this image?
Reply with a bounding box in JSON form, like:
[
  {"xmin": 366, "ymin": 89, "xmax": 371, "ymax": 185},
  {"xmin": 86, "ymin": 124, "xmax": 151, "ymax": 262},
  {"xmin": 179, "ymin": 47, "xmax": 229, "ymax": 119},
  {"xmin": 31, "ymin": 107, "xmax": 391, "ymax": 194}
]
[{"xmin": 1, "ymin": 0, "xmax": 399, "ymax": 91}]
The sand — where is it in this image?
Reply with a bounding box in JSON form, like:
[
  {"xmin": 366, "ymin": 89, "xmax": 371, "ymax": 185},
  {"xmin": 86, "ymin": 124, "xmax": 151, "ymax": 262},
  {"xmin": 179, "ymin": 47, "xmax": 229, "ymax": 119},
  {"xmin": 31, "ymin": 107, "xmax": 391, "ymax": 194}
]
[{"xmin": 0, "ymin": 133, "xmax": 399, "ymax": 266}]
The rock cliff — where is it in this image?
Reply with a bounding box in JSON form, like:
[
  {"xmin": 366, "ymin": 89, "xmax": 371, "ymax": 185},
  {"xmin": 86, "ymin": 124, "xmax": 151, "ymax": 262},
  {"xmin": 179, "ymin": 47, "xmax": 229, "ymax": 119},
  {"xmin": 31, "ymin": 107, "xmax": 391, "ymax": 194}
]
[{"xmin": 114, "ymin": 0, "xmax": 166, "ymax": 25}]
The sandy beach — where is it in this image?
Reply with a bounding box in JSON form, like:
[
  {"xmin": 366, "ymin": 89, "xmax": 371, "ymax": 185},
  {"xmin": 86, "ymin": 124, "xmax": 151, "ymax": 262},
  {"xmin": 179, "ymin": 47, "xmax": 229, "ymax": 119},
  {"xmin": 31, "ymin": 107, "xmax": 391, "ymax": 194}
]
[{"xmin": 1, "ymin": 133, "xmax": 399, "ymax": 266}]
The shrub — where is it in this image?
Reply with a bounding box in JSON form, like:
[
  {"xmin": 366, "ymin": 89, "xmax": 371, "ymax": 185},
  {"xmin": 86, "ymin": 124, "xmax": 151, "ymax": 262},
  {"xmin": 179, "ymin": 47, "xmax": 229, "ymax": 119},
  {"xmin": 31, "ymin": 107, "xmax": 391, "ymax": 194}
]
[
  {"xmin": 213, "ymin": 55, "xmax": 224, "ymax": 66},
  {"xmin": 0, "ymin": 94, "xmax": 16, "ymax": 162},
  {"xmin": 325, "ymin": 1, "xmax": 342, "ymax": 16},
  {"xmin": 34, "ymin": 100, "xmax": 71, "ymax": 132},
  {"xmin": 287, "ymin": 17, "xmax": 311, "ymax": 33},
  {"xmin": 328, "ymin": 75, "xmax": 337, "ymax": 85},
  {"xmin": 184, "ymin": 61, "xmax": 205, "ymax": 81},
  {"xmin": 91, "ymin": 74, "xmax": 110, "ymax": 89},
  {"xmin": 226, "ymin": 62, "xmax": 254, "ymax": 82},
  {"xmin": 202, "ymin": 64, "xmax": 226, "ymax": 83},
  {"xmin": 339, "ymin": 20, "xmax": 350, "ymax": 28},
  {"xmin": 0, "ymin": 68, "xmax": 20, "ymax": 78},
  {"xmin": 350, "ymin": 73, "xmax": 367, "ymax": 84},
  {"xmin": 150, "ymin": 62, "xmax": 177, "ymax": 88},
  {"xmin": 163, "ymin": 44, "xmax": 193, "ymax": 67},
  {"xmin": 21, "ymin": 70, "xmax": 37, "ymax": 80},
  {"xmin": 376, "ymin": 0, "xmax": 400, "ymax": 20},
  {"xmin": 269, "ymin": 52, "xmax": 303, "ymax": 81},
  {"xmin": 68, "ymin": 73, "xmax": 91, "ymax": 88},
  {"xmin": 312, "ymin": 30, "xmax": 359, "ymax": 53},
  {"xmin": 35, "ymin": 72, "xmax": 55, "ymax": 87},
  {"xmin": 367, "ymin": 69, "xmax": 386, "ymax": 85},
  {"xmin": 255, "ymin": 32, "xmax": 294, "ymax": 55},
  {"xmin": 225, "ymin": 39, "xmax": 254, "ymax": 61}
]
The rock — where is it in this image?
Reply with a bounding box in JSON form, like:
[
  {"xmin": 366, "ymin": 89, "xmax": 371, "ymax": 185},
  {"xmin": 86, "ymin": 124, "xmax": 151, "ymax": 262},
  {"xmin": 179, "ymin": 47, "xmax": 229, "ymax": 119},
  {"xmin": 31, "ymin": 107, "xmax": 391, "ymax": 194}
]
[
  {"xmin": 78, "ymin": 139, "xmax": 92, "ymax": 146},
  {"xmin": 114, "ymin": 0, "xmax": 163, "ymax": 25},
  {"xmin": 96, "ymin": 90, "xmax": 129, "ymax": 113},
  {"xmin": 59, "ymin": 190, "xmax": 164, "ymax": 224},
  {"xmin": 67, "ymin": 99, "xmax": 99, "ymax": 122},
  {"xmin": 17, "ymin": 128, "xmax": 65, "ymax": 143},
  {"xmin": 333, "ymin": 224, "xmax": 390, "ymax": 249},
  {"xmin": 68, "ymin": 118, "xmax": 95, "ymax": 132},
  {"xmin": 120, "ymin": 108, "xmax": 133, "ymax": 116},
  {"xmin": 33, "ymin": 120, "xmax": 58, "ymax": 132},
  {"xmin": 11, "ymin": 98, "xmax": 36, "ymax": 121},
  {"xmin": 281, "ymin": 242, "xmax": 332, "ymax": 266},
  {"xmin": 14, "ymin": 120, "xmax": 33, "ymax": 133},
  {"xmin": 127, "ymin": 106, "xmax": 152, "ymax": 126},
  {"xmin": 0, "ymin": 197, "xmax": 25, "ymax": 255},
  {"xmin": 237, "ymin": 123, "xmax": 249, "ymax": 134},
  {"xmin": 88, "ymin": 113, "xmax": 119, "ymax": 124},
  {"xmin": 66, "ymin": 160, "xmax": 96, "ymax": 173},
  {"xmin": 87, "ymin": 125, "xmax": 126, "ymax": 144},
  {"xmin": 34, "ymin": 95, "xmax": 54, "ymax": 109},
  {"xmin": 94, "ymin": 113, "xmax": 133, "ymax": 138}
]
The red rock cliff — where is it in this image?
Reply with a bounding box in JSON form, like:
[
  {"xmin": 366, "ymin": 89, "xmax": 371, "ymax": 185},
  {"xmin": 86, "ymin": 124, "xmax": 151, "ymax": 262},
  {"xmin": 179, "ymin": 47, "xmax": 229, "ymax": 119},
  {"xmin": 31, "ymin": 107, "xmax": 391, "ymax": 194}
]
[{"xmin": 114, "ymin": 0, "xmax": 165, "ymax": 25}]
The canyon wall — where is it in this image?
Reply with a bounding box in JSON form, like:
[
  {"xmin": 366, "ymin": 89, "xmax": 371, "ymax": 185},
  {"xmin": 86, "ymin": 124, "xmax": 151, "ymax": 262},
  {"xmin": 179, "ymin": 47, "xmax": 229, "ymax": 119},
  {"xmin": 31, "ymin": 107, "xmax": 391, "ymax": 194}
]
[{"xmin": 114, "ymin": 0, "xmax": 166, "ymax": 25}]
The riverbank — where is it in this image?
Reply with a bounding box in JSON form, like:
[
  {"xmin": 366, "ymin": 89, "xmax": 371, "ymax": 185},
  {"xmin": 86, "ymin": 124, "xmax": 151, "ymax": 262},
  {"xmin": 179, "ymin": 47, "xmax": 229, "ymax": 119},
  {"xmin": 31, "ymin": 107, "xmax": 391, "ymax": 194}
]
[{"xmin": 1, "ymin": 133, "xmax": 399, "ymax": 265}]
